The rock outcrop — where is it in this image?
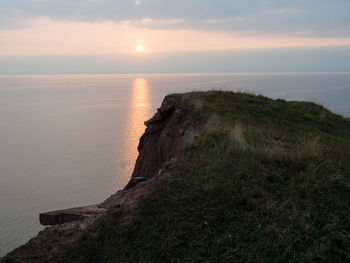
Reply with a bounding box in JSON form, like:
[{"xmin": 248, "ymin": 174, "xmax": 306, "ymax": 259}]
[{"xmin": 39, "ymin": 205, "xmax": 106, "ymax": 226}]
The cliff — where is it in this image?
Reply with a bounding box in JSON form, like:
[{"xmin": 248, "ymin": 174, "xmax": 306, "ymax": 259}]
[
  {"xmin": 2, "ymin": 91, "xmax": 350, "ymax": 262},
  {"xmin": 2, "ymin": 94, "xmax": 203, "ymax": 262}
]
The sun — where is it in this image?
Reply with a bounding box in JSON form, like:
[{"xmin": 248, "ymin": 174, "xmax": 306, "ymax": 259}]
[{"xmin": 136, "ymin": 45, "xmax": 145, "ymax": 52}]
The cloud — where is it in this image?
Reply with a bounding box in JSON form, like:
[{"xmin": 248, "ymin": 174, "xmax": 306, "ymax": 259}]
[
  {"xmin": 121, "ymin": 18, "xmax": 184, "ymax": 27},
  {"xmin": 0, "ymin": 0, "xmax": 349, "ymax": 37},
  {"xmin": 263, "ymin": 8, "xmax": 302, "ymax": 15}
]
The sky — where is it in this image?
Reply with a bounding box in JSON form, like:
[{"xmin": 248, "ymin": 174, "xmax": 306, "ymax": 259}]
[{"xmin": 1, "ymin": 0, "xmax": 350, "ymax": 73}]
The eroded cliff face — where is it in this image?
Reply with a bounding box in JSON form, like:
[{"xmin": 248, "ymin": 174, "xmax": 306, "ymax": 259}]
[
  {"xmin": 124, "ymin": 95, "xmax": 202, "ymax": 190},
  {"xmin": 3, "ymin": 95, "xmax": 203, "ymax": 262},
  {"xmin": 99, "ymin": 95, "xmax": 202, "ymax": 208}
]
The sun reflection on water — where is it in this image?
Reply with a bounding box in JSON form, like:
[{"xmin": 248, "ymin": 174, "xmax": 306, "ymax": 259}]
[{"xmin": 119, "ymin": 78, "xmax": 152, "ymax": 181}]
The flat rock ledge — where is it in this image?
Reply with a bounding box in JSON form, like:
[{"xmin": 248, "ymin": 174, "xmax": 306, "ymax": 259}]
[{"xmin": 39, "ymin": 205, "xmax": 107, "ymax": 226}]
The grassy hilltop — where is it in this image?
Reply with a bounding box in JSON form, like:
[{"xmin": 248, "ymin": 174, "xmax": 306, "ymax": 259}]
[{"xmin": 16, "ymin": 91, "xmax": 350, "ymax": 262}]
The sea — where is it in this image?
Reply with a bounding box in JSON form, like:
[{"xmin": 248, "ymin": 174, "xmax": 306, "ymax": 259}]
[{"xmin": 1, "ymin": 73, "xmax": 350, "ymax": 256}]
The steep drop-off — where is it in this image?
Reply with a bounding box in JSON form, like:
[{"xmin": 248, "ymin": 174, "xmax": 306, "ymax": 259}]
[
  {"xmin": 3, "ymin": 94, "xmax": 203, "ymax": 262},
  {"xmin": 3, "ymin": 91, "xmax": 350, "ymax": 262}
]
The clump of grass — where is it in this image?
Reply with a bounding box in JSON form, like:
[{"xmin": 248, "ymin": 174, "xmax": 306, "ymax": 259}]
[{"xmin": 59, "ymin": 91, "xmax": 350, "ymax": 263}]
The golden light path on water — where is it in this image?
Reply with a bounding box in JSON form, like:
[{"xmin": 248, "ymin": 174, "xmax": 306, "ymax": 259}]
[{"xmin": 118, "ymin": 78, "xmax": 153, "ymax": 182}]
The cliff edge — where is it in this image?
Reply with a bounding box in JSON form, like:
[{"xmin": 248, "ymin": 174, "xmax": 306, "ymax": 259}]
[
  {"xmin": 3, "ymin": 91, "xmax": 350, "ymax": 262},
  {"xmin": 3, "ymin": 94, "xmax": 203, "ymax": 262}
]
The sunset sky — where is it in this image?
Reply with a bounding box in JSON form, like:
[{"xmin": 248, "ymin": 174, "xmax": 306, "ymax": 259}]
[{"xmin": 1, "ymin": 0, "xmax": 350, "ymax": 73}]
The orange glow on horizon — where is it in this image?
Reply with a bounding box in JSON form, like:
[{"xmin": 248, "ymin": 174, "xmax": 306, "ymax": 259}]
[{"xmin": 1, "ymin": 18, "xmax": 350, "ymax": 55}]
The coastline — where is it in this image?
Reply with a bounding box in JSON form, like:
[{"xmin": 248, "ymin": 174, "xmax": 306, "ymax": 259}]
[
  {"xmin": 3, "ymin": 94, "xmax": 202, "ymax": 261},
  {"xmin": 3, "ymin": 91, "xmax": 350, "ymax": 262}
]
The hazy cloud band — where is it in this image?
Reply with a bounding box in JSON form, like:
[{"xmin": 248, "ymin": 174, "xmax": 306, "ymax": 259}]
[{"xmin": 1, "ymin": 0, "xmax": 349, "ymax": 36}]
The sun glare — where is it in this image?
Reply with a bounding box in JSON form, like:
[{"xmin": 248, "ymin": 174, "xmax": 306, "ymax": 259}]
[{"xmin": 136, "ymin": 45, "xmax": 144, "ymax": 52}]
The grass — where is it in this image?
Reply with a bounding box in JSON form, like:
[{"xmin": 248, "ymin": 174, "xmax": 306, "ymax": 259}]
[{"xmin": 25, "ymin": 91, "xmax": 350, "ymax": 262}]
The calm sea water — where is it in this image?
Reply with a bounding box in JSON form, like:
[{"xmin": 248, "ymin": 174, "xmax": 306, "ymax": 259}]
[{"xmin": 1, "ymin": 73, "xmax": 350, "ymax": 256}]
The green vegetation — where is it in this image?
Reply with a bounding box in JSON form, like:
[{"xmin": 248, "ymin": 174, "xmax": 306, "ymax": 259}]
[{"xmin": 66, "ymin": 91, "xmax": 350, "ymax": 262}]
